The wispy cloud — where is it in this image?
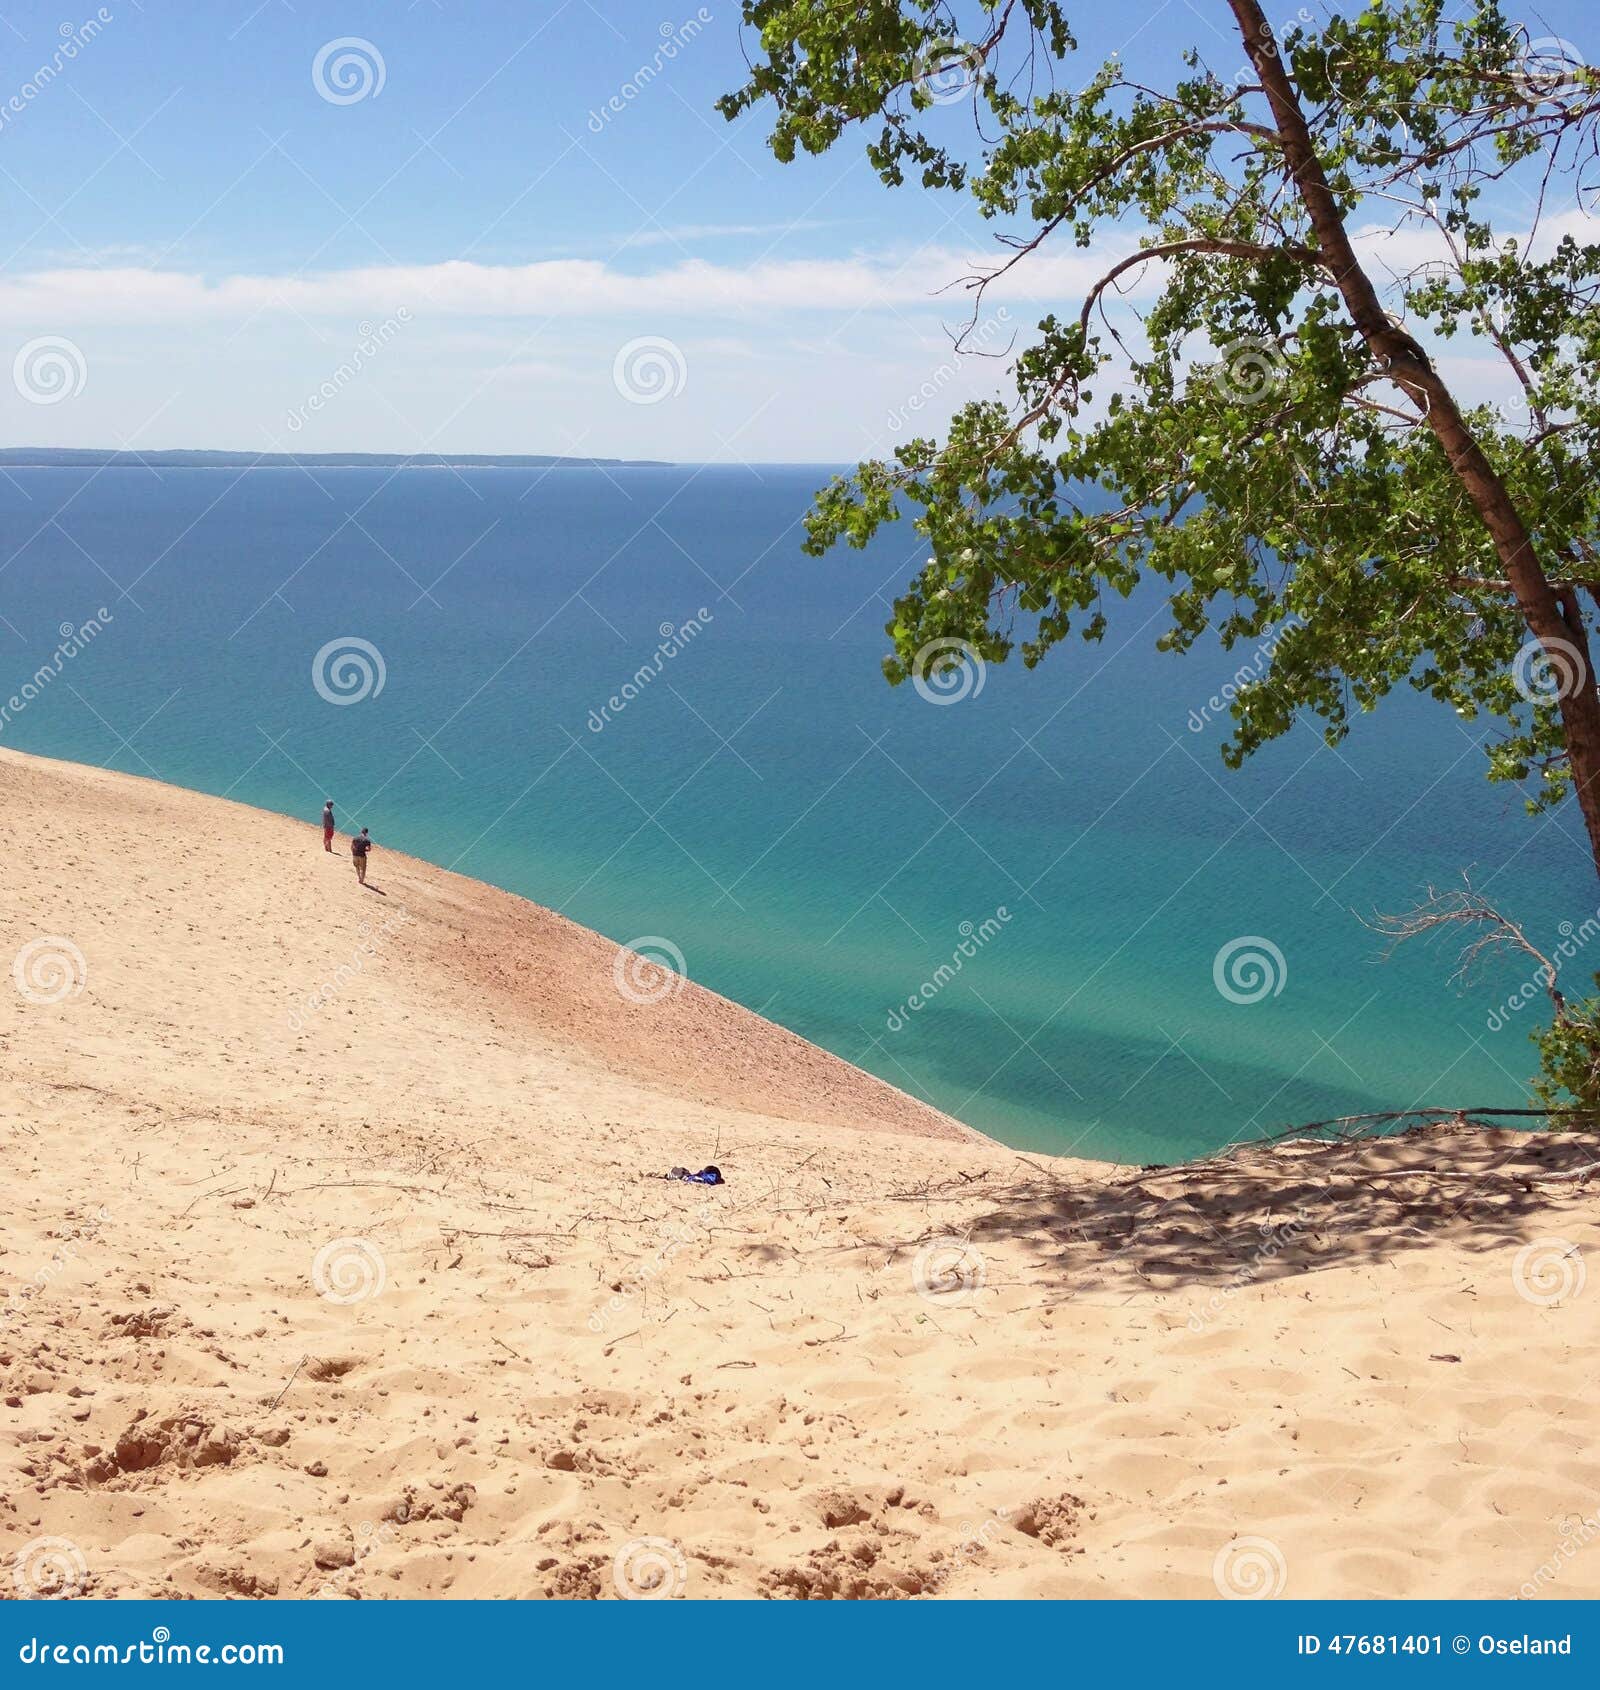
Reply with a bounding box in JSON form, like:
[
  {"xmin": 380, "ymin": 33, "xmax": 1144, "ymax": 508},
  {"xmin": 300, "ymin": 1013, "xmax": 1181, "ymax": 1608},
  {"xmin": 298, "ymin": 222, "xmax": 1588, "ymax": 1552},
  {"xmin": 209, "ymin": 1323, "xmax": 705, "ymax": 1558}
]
[{"xmin": 0, "ymin": 245, "xmax": 1132, "ymax": 326}]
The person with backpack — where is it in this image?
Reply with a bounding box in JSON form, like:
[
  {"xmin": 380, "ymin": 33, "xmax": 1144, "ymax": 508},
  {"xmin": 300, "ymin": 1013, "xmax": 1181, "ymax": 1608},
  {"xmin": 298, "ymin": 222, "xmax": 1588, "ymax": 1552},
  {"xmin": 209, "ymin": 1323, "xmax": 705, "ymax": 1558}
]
[{"xmin": 350, "ymin": 827, "xmax": 372, "ymax": 886}]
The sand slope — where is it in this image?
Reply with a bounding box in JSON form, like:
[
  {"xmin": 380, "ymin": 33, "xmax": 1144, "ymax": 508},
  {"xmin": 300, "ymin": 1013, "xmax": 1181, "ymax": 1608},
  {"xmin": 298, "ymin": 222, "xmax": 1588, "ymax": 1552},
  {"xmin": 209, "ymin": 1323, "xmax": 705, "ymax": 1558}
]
[{"xmin": 2, "ymin": 745, "xmax": 1598, "ymax": 1601}]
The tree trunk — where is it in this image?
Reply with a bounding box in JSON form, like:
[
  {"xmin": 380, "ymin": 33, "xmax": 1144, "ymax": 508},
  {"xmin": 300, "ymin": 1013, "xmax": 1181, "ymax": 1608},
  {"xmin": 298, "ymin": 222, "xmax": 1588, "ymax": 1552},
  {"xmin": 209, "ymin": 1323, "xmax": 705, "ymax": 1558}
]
[{"xmin": 1227, "ymin": 0, "xmax": 1600, "ymax": 881}]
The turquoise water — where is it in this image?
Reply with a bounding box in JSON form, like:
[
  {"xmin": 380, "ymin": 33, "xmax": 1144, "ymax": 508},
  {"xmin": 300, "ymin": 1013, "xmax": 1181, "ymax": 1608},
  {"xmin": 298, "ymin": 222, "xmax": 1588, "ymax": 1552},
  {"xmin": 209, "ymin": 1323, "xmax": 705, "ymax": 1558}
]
[{"xmin": 0, "ymin": 465, "xmax": 1587, "ymax": 1160}]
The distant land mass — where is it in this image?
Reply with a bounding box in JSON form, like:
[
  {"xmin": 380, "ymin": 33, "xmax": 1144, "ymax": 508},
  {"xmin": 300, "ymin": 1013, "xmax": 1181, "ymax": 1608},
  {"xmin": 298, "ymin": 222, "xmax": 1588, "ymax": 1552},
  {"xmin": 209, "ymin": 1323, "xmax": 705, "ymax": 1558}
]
[{"xmin": 0, "ymin": 448, "xmax": 673, "ymax": 470}]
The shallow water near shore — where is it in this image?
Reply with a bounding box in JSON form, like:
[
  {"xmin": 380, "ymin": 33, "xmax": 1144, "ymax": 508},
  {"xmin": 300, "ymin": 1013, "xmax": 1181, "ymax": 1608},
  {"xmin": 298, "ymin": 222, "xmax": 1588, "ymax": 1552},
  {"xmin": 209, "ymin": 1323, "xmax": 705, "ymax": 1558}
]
[{"xmin": 0, "ymin": 463, "xmax": 1587, "ymax": 1160}]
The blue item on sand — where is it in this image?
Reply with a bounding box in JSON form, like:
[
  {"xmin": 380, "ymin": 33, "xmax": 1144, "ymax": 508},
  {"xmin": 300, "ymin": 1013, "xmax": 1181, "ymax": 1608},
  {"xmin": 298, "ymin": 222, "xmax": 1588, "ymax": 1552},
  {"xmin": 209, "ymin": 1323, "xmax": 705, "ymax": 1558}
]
[{"xmin": 667, "ymin": 1165, "xmax": 724, "ymax": 1185}]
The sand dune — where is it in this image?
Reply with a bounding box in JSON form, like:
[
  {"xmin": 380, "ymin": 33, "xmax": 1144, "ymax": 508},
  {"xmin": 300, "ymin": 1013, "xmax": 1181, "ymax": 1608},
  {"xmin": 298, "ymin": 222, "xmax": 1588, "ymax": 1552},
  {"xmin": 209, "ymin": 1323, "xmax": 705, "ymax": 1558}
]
[{"xmin": 2, "ymin": 744, "xmax": 1597, "ymax": 1600}]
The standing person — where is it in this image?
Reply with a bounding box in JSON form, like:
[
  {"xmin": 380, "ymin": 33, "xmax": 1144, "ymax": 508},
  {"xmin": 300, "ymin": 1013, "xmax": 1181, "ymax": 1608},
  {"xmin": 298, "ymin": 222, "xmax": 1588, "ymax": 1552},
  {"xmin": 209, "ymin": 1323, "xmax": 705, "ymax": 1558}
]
[
  {"xmin": 350, "ymin": 827, "xmax": 372, "ymax": 886},
  {"xmin": 322, "ymin": 799, "xmax": 336, "ymax": 852}
]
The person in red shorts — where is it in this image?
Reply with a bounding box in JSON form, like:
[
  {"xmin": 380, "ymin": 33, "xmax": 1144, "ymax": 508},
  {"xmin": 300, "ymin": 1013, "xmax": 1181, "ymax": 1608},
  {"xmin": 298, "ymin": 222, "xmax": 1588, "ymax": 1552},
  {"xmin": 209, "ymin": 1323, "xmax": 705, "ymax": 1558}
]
[{"xmin": 321, "ymin": 799, "xmax": 336, "ymax": 852}]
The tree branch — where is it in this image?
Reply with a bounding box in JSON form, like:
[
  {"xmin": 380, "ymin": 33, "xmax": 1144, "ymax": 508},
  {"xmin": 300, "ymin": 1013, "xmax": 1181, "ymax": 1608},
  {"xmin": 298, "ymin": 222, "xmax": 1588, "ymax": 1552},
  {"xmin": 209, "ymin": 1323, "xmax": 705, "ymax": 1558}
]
[{"xmin": 1076, "ymin": 237, "xmax": 1328, "ymax": 336}]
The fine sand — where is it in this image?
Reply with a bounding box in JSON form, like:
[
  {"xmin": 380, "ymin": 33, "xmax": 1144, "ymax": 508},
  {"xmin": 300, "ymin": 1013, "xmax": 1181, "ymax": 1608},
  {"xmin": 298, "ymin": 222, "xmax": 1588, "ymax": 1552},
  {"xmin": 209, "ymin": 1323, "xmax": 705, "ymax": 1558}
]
[{"xmin": 3, "ymin": 743, "xmax": 1597, "ymax": 1601}]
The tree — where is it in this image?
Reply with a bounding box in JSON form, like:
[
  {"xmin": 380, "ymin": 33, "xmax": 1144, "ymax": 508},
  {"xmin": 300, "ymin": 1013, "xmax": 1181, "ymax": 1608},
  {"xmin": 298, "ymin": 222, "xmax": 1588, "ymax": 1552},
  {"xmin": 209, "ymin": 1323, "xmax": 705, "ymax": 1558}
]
[
  {"xmin": 719, "ymin": 1, "xmax": 1600, "ymax": 877},
  {"xmin": 1372, "ymin": 875, "xmax": 1600, "ymax": 1119}
]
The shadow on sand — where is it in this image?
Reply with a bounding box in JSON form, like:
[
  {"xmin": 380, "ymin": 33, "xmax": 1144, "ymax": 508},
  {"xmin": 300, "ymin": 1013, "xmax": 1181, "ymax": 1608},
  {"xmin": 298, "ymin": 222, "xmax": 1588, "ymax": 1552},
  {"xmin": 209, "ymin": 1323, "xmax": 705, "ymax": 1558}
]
[{"xmin": 881, "ymin": 1120, "xmax": 1599, "ymax": 1299}]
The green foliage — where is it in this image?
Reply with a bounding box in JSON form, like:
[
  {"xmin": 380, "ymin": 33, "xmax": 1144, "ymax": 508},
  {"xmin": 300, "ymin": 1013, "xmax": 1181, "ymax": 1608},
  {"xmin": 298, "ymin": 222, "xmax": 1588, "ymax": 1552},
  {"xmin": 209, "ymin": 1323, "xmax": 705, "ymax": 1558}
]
[
  {"xmin": 720, "ymin": 0, "xmax": 1600, "ymax": 808},
  {"xmin": 1533, "ymin": 982, "xmax": 1600, "ymax": 1122}
]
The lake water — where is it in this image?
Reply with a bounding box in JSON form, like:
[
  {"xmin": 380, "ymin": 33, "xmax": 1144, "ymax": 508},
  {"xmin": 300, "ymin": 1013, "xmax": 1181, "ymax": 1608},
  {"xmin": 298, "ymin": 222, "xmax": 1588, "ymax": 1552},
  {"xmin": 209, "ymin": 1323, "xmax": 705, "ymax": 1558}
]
[{"xmin": 0, "ymin": 463, "xmax": 1587, "ymax": 1161}]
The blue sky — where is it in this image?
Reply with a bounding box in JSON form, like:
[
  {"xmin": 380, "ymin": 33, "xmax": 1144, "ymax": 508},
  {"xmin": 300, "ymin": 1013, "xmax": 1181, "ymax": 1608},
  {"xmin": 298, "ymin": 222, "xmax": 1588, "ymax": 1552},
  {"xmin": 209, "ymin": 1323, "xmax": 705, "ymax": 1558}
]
[{"xmin": 0, "ymin": 0, "xmax": 1592, "ymax": 459}]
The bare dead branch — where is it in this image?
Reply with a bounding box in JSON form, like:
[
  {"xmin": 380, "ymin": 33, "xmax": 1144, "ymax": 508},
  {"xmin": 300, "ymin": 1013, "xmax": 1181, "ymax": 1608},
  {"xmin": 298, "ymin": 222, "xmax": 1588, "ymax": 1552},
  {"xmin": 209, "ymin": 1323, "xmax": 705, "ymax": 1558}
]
[{"xmin": 1368, "ymin": 873, "xmax": 1565, "ymax": 1018}]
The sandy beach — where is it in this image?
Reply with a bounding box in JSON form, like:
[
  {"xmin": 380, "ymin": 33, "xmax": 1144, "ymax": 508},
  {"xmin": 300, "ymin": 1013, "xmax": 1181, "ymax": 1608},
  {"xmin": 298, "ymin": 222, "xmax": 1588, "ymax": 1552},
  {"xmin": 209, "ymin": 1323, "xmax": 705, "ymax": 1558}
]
[{"xmin": 2, "ymin": 742, "xmax": 1597, "ymax": 1601}]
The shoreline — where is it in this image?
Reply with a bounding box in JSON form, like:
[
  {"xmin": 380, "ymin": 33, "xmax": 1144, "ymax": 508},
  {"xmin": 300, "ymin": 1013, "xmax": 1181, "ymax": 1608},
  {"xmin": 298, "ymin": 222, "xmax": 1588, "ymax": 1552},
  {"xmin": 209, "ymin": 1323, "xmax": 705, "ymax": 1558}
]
[
  {"xmin": 0, "ymin": 742, "xmax": 992, "ymax": 1151},
  {"xmin": 4, "ymin": 740, "xmax": 1597, "ymax": 1600}
]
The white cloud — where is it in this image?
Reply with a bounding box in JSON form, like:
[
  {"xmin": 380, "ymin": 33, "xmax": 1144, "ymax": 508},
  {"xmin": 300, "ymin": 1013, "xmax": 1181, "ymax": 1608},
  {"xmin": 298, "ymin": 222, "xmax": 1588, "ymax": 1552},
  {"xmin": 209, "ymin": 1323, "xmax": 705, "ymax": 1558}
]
[
  {"xmin": 3, "ymin": 217, "xmax": 1566, "ymax": 460},
  {"xmin": 1350, "ymin": 204, "xmax": 1600, "ymax": 280},
  {"xmin": 0, "ymin": 244, "xmax": 1133, "ymax": 327}
]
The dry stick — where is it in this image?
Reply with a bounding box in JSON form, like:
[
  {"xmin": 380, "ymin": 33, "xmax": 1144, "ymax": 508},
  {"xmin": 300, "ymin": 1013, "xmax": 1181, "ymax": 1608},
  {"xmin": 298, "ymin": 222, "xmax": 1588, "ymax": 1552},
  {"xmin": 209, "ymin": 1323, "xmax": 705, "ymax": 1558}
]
[
  {"xmin": 180, "ymin": 1185, "xmax": 247, "ymax": 1218},
  {"xmin": 269, "ymin": 1355, "xmax": 307, "ymax": 1412},
  {"xmin": 172, "ymin": 1166, "xmax": 234, "ymax": 1187},
  {"xmin": 282, "ymin": 1179, "xmax": 440, "ymax": 1197}
]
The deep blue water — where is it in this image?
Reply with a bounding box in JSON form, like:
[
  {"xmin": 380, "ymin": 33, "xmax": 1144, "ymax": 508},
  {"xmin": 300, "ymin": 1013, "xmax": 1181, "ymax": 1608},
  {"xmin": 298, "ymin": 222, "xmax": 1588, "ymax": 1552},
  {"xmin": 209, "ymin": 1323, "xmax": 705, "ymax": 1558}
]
[{"xmin": 0, "ymin": 464, "xmax": 1589, "ymax": 1160}]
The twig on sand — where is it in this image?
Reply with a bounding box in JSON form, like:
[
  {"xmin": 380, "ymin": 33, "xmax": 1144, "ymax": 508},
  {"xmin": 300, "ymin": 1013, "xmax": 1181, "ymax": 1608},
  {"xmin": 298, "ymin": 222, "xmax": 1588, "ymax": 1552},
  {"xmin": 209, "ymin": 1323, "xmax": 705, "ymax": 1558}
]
[
  {"xmin": 173, "ymin": 1165, "xmax": 234, "ymax": 1187},
  {"xmin": 492, "ymin": 1337, "xmax": 524, "ymax": 1362},
  {"xmin": 269, "ymin": 1354, "xmax": 307, "ymax": 1412},
  {"xmin": 451, "ymin": 1227, "xmax": 558, "ymax": 1246},
  {"xmin": 283, "ymin": 1178, "xmax": 441, "ymax": 1197},
  {"xmin": 565, "ymin": 1212, "xmax": 663, "ymax": 1233},
  {"xmin": 804, "ymin": 1321, "xmax": 852, "ymax": 1348},
  {"xmin": 1012, "ymin": 1154, "xmax": 1070, "ymax": 1186},
  {"xmin": 181, "ymin": 1184, "xmax": 247, "ymax": 1217}
]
